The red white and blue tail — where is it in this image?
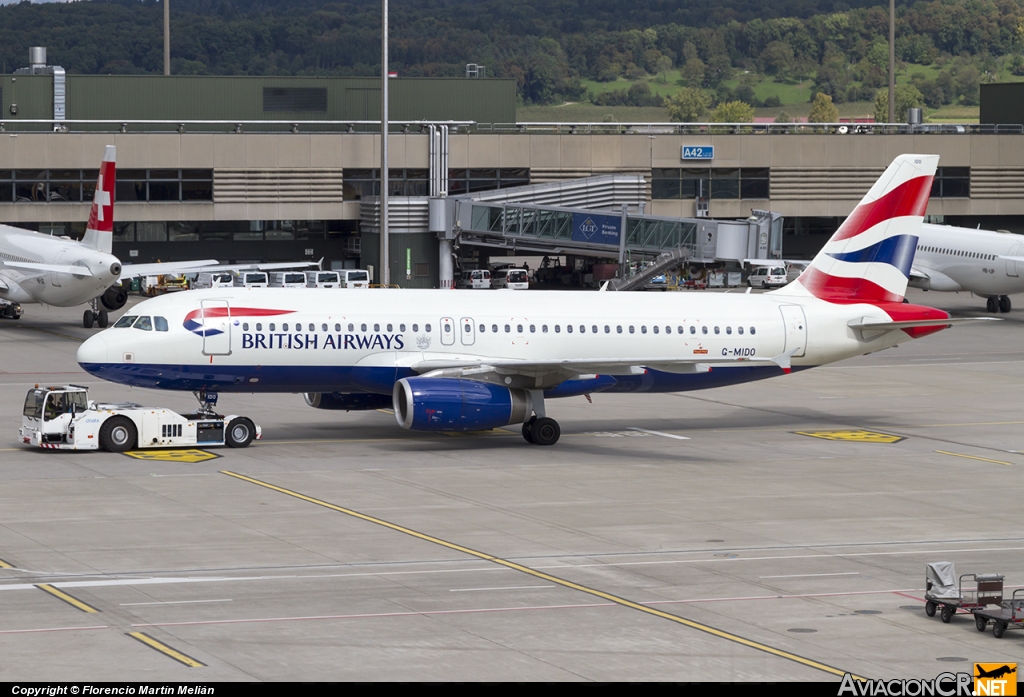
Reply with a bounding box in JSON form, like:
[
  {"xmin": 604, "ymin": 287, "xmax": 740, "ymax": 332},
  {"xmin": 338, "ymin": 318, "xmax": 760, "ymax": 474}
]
[
  {"xmin": 81, "ymin": 145, "xmax": 116, "ymax": 254},
  {"xmin": 786, "ymin": 154, "xmax": 937, "ymax": 304}
]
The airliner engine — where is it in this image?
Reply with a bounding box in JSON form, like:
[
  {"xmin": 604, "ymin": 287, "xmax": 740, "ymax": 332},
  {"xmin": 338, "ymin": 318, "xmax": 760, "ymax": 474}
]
[{"xmin": 393, "ymin": 377, "xmax": 533, "ymax": 432}]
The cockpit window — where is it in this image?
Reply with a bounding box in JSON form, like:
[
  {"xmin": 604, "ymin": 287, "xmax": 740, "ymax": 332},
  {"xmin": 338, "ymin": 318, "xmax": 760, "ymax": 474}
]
[
  {"xmin": 154, "ymin": 316, "xmax": 169, "ymax": 332},
  {"xmin": 114, "ymin": 316, "xmax": 137, "ymax": 328},
  {"xmin": 134, "ymin": 316, "xmax": 153, "ymax": 331}
]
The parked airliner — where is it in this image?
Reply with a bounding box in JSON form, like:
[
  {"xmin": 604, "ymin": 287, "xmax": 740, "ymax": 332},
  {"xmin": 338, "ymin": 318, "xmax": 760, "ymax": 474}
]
[
  {"xmin": 0, "ymin": 146, "xmax": 314, "ymax": 328},
  {"xmin": 913, "ymin": 223, "xmax": 1024, "ymax": 313},
  {"xmin": 78, "ymin": 155, "xmax": 967, "ymax": 445}
]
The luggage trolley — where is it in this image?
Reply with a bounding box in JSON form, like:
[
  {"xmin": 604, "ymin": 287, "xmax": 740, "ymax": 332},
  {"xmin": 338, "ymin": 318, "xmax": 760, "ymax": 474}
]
[
  {"xmin": 924, "ymin": 562, "xmax": 1004, "ymax": 623},
  {"xmin": 972, "ymin": 589, "xmax": 1024, "ymax": 638}
]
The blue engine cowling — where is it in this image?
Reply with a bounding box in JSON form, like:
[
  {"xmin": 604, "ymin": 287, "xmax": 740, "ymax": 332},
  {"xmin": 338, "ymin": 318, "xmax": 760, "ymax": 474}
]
[
  {"xmin": 393, "ymin": 377, "xmax": 533, "ymax": 432},
  {"xmin": 304, "ymin": 392, "xmax": 394, "ymax": 411}
]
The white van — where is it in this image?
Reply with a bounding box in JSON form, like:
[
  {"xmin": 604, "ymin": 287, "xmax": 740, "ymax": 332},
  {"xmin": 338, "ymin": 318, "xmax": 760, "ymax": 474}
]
[
  {"xmin": 339, "ymin": 269, "xmax": 370, "ymax": 289},
  {"xmin": 305, "ymin": 270, "xmax": 341, "ymax": 288},
  {"xmin": 192, "ymin": 272, "xmax": 235, "ymax": 290},
  {"xmin": 747, "ymin": 266, "xmax": 788, "ymax": 289},
  {"xmin": 458, "ymin": 269, "xmax": 491, "ymax": 289},
  {"xmin": 491, "ymin": 267, "xmax": 529, "ymax": 290},
  {"xmin": 234, "ymin": 271, "xmax": 269, "ymax": 288},
  {"xmin": 270, "ymin": 271, "xmax": 309, "ymax": 288}
]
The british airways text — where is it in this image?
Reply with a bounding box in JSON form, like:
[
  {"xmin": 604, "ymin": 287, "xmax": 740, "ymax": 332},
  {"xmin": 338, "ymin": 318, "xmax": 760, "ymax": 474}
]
[{"xmin": 240, "ymin": 332, "xmax": 406, "ymax": 350}]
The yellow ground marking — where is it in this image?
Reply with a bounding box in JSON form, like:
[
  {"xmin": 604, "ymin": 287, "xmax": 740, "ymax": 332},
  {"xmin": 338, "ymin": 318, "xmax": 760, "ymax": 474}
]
[
  {"xmin": 127, "ymin": 631, "xmax": 205, "ymax": 667},
  {"xmin": 221, "ymin": 470, "xmax": 863, "ymax": 681},
  {"xmin": 934, "ymin": 450, "xmax": 1013, "ymax": 466},
  {"xmin": 36, "ymin": 584, "xmax": 100, "ymax": 613},
  {"xmin": 123, "ymin": 449, "xmax": 220, "ymax": 463},
  {"xmin": 376, "ymin": 408, "xmax": 395, "ymax": 415},
  {"xmin": 794, "ymin": 429, "xmax": 904, "ymax": 443},
  {"xmin": 0, "ymin": 557, "xmax": 13, "ymax": 569}
]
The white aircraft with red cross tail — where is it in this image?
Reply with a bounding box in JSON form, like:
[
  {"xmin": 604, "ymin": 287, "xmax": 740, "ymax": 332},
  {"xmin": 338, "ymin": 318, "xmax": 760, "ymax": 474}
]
[{"xmin": 78, "ymin": 154, "xmax": 975, "ymax": 445}]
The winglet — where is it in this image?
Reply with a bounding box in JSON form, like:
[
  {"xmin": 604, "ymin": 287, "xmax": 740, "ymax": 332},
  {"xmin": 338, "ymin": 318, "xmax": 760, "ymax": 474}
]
[{"xmin": 81, "ymin": 145, "xmax": 116, "ymax": 254}]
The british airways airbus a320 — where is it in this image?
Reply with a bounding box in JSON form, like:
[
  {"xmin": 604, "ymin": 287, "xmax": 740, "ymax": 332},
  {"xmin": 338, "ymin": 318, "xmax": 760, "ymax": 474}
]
[{"xmin": 78, "ymin": 155, "xmax": 969, "ymax": 445}]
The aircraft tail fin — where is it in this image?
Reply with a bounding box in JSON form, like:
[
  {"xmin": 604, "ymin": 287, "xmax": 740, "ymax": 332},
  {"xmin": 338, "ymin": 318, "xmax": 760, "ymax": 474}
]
[
  {"xmin": 81, "ymin": 145, "xmax": 115, "ymax": 254},
  {"xmin": 786, "ymin": 154, "xmax": 937, "ymax": 304}
]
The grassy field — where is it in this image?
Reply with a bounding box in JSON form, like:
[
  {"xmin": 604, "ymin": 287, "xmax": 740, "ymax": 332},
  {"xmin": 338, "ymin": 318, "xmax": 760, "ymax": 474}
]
[{"xmin": 527, "ymin": 62, "xmax": 988, "ymax": 123}]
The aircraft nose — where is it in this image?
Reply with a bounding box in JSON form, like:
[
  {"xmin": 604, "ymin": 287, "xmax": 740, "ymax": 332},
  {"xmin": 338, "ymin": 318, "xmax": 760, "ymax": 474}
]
[{"xmin": 77, "ymin": 333, "xmax": 109, "ymax": 366}]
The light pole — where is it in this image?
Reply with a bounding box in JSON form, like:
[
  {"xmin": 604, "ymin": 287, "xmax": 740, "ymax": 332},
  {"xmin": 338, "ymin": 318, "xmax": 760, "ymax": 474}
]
[
  {"xmin": 888, "ymin": 0, "xmax": 895, "ymax": 123},
  {"xmin": 379, "ymin": 0, "xmax": 390, "ymax": 286},
  {"xmin": 164, "ymin": 0, "xmax": 170, "ymax": 76}
]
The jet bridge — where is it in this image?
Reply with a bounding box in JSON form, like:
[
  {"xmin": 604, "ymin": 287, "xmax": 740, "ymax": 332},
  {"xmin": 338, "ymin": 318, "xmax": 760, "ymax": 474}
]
[{"xmin": 431, "ymin": 176, "xmax": 783, "ymax": 288}]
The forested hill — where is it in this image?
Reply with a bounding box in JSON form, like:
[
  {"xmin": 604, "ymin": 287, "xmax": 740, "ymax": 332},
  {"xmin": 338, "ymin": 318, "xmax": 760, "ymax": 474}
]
[{"xmin": 0, "ymin": 0, "xmax": 1018, "ymax": 107}]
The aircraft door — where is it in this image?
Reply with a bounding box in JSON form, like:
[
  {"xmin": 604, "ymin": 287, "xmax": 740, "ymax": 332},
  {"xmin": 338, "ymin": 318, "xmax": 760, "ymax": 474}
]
[
  {"xmin": 201, "ymin": 299, "xmax": 232, "ymax": 356},
  {"xmin": 779, "ymin": 305, "xmax": 807, "ymax": 358},
  {"xmin": 1006, "ymin": 244, "xmax": 1022, "ymax": 277},
  {"xmin": 440, "ymin": 317, "xmax": 455, "ymax": 346},
  {"xmin": 459, "ymin": 317, "xmax": 476, "ymax": 346}
]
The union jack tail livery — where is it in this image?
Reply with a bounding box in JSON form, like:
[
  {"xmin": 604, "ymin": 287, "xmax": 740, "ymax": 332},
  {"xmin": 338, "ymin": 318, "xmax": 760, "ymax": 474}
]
[
  {"xmin": 81, "ymin": 145, "xmax": 116, "ymax": 254},
  {"xmin": 786, "ymin": 154, "xmax": 938, "ymax": 304}
]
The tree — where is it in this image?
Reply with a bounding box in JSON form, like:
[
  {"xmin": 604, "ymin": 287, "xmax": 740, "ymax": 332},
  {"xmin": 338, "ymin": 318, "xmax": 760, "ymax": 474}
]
[
  {"xmin": 759, "ymin": 41, "xmax": 794, "ymax": 76},
  {"xmin": 808, "ymin": 92, "xmax": 839, "ymax": 122},
  {"xmin": 681, "ymin": 57, "xmax": 706, "ymax": 87},
  {"xmin": 710, "ymin": 100, "xmax": 755, "ymax": 122},
  {"xmin": 874, "ymin": 84, "xmax": 925, "ymax": 122},
  {"xmin": 774, "ymin": 111, "xmax": 793, "ymax": 123},
  {"xmin": 665, "ymin": 87, "xmax": 712, "ymax": 122}
]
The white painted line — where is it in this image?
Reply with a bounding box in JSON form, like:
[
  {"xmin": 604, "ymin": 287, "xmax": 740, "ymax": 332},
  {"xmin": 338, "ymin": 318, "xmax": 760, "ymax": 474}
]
[
  {"xmin": 759, "ymin": 572, "xmax": 860, "ymax": 579},
  {"xmin": 450, "ymin": 585, "xmax": 555, "ymax": 592},
  {"xmin": 0, "ymin": 625, "xmax": 108, "ymax": 635},
  {"xmin": 120, "ymin": 598, "xmax": 233, "ymax": 606},
  {"xmin": 627, "ymin": 427, "xmax": 690, "ymax": 440}
]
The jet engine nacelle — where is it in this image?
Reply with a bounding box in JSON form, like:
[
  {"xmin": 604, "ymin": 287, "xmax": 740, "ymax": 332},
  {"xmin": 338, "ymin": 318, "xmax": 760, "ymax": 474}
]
[
  {"xmin": 393, "ymin": 377, "xmax": 533, "ymax": 432},
  {"xmin": 100, "ymin": 284, "xmax": 128, "ymax": 311},
  {"xmin": 303, "ymin": 392, "xmax": 394, "ymax": 411}
]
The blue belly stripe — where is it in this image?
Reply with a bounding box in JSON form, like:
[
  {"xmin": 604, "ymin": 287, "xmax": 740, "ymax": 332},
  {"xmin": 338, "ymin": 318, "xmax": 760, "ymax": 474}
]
[{"xmin": 79, "ymin": 362, "xmax": 810, "ymax": 395}]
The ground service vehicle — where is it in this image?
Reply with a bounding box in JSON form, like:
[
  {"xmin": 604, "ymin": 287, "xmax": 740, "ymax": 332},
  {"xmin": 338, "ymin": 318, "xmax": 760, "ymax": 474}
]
[
  {"xmin": 193, "ymin": 272, "xmax": 235, "ymax": 290},
  {"xmin": 458, "ymin": 269, "xmax": 491, "ymax": 289},
  {"xmin": 339, "ymin": 269, "xmax": 370, "ymax": 288},
  {"xmin": 234, "ymin": 271, "xmax": 269, "ymax": 288},
  {"xmin": 492, "ymin": 267, "xmax": 529, "ymax": 289},
  {"xmin": 20, "ymin": 385, "xmax": 260, "ymax": 452},
  {"xmin": 748, "ymin": 266, "xmax": 788, "ymax": 288},
  {"xmin": 306, "ymin": 270, "xmax": 340, "ymax": 288},
  {"xmin": 271, "ymin": 272, "xmax": 309, "ymax": 288}
]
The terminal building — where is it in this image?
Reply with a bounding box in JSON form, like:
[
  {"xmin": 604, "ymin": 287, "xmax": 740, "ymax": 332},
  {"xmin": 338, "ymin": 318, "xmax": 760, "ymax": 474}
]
[{"xmin": 3, "ymin": 51, "xmax": 1024, "ymax": 287}]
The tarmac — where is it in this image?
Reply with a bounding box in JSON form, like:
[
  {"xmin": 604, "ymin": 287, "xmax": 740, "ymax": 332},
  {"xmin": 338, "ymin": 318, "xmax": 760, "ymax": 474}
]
[{"xmin": 1, "ymin": 288, "xmax": 1022, "ymax": 682}]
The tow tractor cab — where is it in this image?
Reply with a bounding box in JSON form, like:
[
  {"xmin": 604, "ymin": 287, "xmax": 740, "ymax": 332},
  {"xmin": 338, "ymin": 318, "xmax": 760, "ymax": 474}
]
[{"xmin": 20, "ymin": 385, "xmax": 260, "ymax": 452}]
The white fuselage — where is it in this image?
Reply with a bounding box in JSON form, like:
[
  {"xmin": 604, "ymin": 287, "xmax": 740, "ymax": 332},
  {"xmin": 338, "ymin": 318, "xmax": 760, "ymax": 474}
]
[
  {"xmin": 77, "ymin": 287, "xmax": 920, "ymax": 396},
  {"xmin": 0, "ymin": 225, "xmax": 120, "ymax": 306},
  {"xmin": 913, "ymin": 223, "xmax": 1024, "ymax": 296}
]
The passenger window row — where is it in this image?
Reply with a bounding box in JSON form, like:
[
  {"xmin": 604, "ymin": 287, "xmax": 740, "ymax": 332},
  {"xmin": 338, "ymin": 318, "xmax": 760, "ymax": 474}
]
[
  {"xmin": 238, "ymin": 321, "xmax": 757, "ymax": 337},
  {"xmin": 244, "ymin": 322, "xmax": 430, "ymax": 333},
  {"xmin": 919, "ymin": 245, "xmax": 995, "ymax": 261},
  {"xmin": 475, "ymin": 323, "xmax": 757, "ymax": 336}
]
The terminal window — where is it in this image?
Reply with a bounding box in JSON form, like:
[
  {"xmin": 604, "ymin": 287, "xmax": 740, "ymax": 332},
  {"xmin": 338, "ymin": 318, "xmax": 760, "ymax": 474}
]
[
  {"xmin": 448, "ymin": 168, "xmax": 530, "ymax": 195},
  {"xmin": 343, "ymin": 169, "xmax": 429, "ymax": 198},
  {"xmin": 263, "ymin": 87, "xmax": 328, "ymax": 112},
  {"xmin": 652, "ymin": 168, "xmax": 769, "ymax": 200},
  {"xmin": 0, "ymin": 169, "xmax": 213, "ymax": 203},
  {"xmin": 931, "ymin": 167, "xmax": 970, "ymax": 198}
]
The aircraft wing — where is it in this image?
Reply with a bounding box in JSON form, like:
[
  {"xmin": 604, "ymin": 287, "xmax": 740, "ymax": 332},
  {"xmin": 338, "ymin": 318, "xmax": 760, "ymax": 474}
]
[
  {"xmin": 118, "ymin": 259, "xmax": 321, "ymax": 282},
  {"xmin": 744, "ymin": 259, "xmax": 810, "ymax": 267},
  {"xmin": 998, "ymin": 255, "xmax": 1024, "ymax": 263},
  {"xmin": 409, "ymin": 350, "xmax": 801, "ymax": 388},
  {"xmin": 0, "ymin": 260, "xmax": 94, "ymax": 276},
  {"xmin": 118, "ymin": 260, "xmax": 220, "ymax": 281}
]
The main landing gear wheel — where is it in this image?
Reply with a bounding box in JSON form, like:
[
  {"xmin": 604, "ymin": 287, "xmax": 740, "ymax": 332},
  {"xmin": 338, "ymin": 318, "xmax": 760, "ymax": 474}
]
[
  {"xmin": 99, "ymin": 416, "xmax": 137, "ymax": 453},
  {"xmin": 987, "ymin": 296, "xmax": 999, "ymax": 313},
  {"xmin": 940, "ymin": 604, "xmax": 954, "ymax": 623},
  {"xmin": 999, "ymin": 295, "xmax": 1012, "ymax": 313},
  {"xmin": 97, "ymin": 310, "xmax": 109, "ymax": 328},
  {"xmin": 226, "ymin": 417, "xmax": 256, "ymax": 448},
  {"xmin": 83, "ymin": 310, "xmax": 94, "ymax": 328},
  {"xmin": 527, "ymin": 417, "xmax": 560, "ymax": 446},
  {"xmin": 522, "ymin": 418, "xmax": 535, "ymax": 444},
  {"xmin": 925, "ymin": 601, "xmax": 937, "ymax": 617}
]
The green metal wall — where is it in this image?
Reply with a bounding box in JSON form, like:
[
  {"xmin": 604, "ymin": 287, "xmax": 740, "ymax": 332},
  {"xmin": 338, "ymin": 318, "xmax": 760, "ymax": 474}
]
[
  {"xmin": 360, "ymin": 231, "xmax": 439, "ymax": 289},
  {"xmin": 1, "ymin": 75, "xmax": 518, "ymax": 124}
]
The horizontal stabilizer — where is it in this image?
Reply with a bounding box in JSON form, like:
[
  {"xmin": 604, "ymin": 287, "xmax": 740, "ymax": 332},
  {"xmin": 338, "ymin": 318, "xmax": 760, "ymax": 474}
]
[
  {"xmin": 0, "ymin": 260, "xmax": 93, "ymax": 276},
  {"xmin": 848, "ymin": 317, "xmax": 998, "ymax": 331}
]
